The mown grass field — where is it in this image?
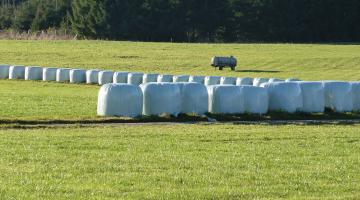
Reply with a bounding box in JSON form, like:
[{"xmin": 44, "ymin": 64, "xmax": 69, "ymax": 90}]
[
  {"xmin": 1, "ymin": 40, "xmax": 360, "ymax": 199},
  {"xmin": 1, "ymin": 124, "xmax": 360, "ymax": 199},
  {"xmin": 1, "ymin": 40, "xmax": 360, "ymax": 81}
]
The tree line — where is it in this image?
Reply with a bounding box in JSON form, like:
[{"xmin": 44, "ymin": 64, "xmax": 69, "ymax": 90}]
[{"xmin": 0, "ymin": 0, "xmax": 359, "ymax": 42}]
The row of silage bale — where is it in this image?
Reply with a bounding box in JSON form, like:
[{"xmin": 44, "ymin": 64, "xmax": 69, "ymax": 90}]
[{"xmin": 97, "ymin": 82, "xmax": 209, "ymax": 117}]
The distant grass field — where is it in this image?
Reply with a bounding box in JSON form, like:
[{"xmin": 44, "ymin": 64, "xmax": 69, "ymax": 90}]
[
  {"xmin": 1, "ymin": 40, "xmax": 360, "ymax": 81},
  {"xmin": 0, "ymin": 124, "xmax": 359, "ymax": 199}
]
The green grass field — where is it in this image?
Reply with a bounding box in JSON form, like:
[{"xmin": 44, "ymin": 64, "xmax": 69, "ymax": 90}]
[
  {"xmin": 1, "ymin": 124, "xmax": 360, "ymax": 199},
  {"xmin": 1, "ymin": 40, "xmax": 360, "ymax": 199}
]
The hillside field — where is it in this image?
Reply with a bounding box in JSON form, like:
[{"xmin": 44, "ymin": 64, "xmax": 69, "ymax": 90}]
[{"xmin": 1, "ymin": 40, "xmax": 360, "ymax": 199}]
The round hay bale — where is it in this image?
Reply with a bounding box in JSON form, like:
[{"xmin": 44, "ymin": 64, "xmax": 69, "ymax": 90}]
[
  {"xmin": 323, "ymin": 81, "xmax": 352, "ymax": 112},
  {"xmin": 239, "ymin": 85, "xmax": 269, "ymax": 114},
  {"xmin": 70, "ymin": 69, "xmax": 86, "ymax": 83},
  {"xmin": 113, "ymin": 72, "xmax": 129, "ymax": 83},
  {"xmin": 262, "ymin": 82, "xmax": 303, "ymax": 113},
  {"xmin": 143, "ymin": 74, "xmax": 159, "ymax": 83},
  {"xmin": 176, "ymin": 82, "xmax": 209, "ymax": 115},
  {"xmin": 207, "ymin": 85, "xmax": 245, "ymax": 114},
  {"xmin": 173, "ymin": 75, "xmax": 190, "ymax": 83},
  {"xmin": 236, "ymin": 77, "xmax": 253, "ymax": 86},
  {"xmin": 189, "ymin": 76, "xmax": 205, "ymax": 84},
  {"xmin": 128, "ymin": 72, "xmax": 144, "ymax": 85},
  {"xmin": 0, "ymin": 65, "xmax": 10, "ymax": 79},
  {"xmin": 204, "ymin": 76, "xmax": 221, "ymax": 86},
  {"xmin": 140, "ymin": 83, "xmax": 181, "ymax": 116},
  {"xmin": 157, "ymin": 74, "xmax": 173, "ymax": 83},
  {"xmin": 220, "ymin": 77, "xmax": 237, "ymax": 85},
  {"xmin": 43, "ymin": 67, "xmax": 58, "ymax": 81},
  {"xmin": 298, "ymin": 82, "xmax": 325, "ymax": 113},
  {"xmin": 86, "ymin": 69, "xmax": 100, "ymax": 84},
  {"xmin": 97, "ymin": 83, "xmax": 143, "ymax": 117},
  {"xmin": 25, "ymin": 66, "xmax": 43, "ymax": 80},
  {"xmin": 98, "ymin": 71, "xmax": 114, "ymax": 85},
  {"xmin": 9, "ymin": 65, "xmax": 25, "ymax": 80},
  {"xmin": 56, "ymin": 68, "xmax": 71, "ymax": 82},
  {"xmin": 253, "ymin": 78, "xmax": 270, "ymax": 87}
]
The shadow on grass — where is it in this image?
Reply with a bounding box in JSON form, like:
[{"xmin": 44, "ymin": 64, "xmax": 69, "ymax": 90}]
[{"xmin": 2, "ymin": 110, "xmax": 360, "ymax": 127}]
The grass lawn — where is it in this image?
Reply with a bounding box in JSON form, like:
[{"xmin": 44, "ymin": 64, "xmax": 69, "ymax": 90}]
[
  {"xmin": 0, "ymin": 40, "xmax": 360, "ymax": 81},
  {"xmin": 0, "ymin": 124, "xmax": 359, "ymax": 199}
]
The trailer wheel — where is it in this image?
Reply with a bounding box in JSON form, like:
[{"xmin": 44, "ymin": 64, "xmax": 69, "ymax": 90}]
[
  {"xmin": 219, "ymin": 67, "xmax": 223, "ymax": 70},
  {"xmin": 231, "ymin": 66, "xmax": 235, "ymax": 71}
]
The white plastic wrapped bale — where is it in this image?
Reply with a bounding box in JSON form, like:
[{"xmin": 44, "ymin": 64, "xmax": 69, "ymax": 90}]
[
  {"xmin": 157, "ymin": 74, "xmax": 173, "ymax": 83},
  {"xmin": 113, "ymin": 72, "xmax": 129, "ymax": 83},
  {"xmin": 25, "ymin": 66, "xmax": 43, "ymax": 80},
  {"xmin": 253, "ymin": 78, "xmax": 269, "ymax": 86},
  {"xmin": 268, "ymin": 78, "xmax": 284, "ymax": 83},
  {"xmin": 239, "ymin": 86, "xmax": 269, "ymax": 114},
  {"xmin": 43, "ymin": 67, "xmax": 58, "ymax": 81},
  {"xmin": 98, "ymin": 71, "xmax": 114, "ymax": 85},
  {"xmin": 97, "ymin": 83, "xmax": 143, "ymax": 117},
  {"xmin": 323, "ymin": 81, "xmax": 353, "ymax": 112},
  {"xmin": 70, "ymin": 69, "xmax": 86, "ymax": 83},
  {"xmin": 56, "ymin": 68, "xmax": 71, "ymax": 82},
  {"xmin": 205, "ymin": 76, "xmax": 221, "ymax": 86},
  {"xmin": 177, "ymin": 83, "xmax": 208, "ymax": 115},
  {"xmin": 236, "ymin": 77, "xmax": 253, "ymax": 86},
  {"xmin": 351, "ymin": 82, "xmax": 360, "ymax": 111},
  {"xmin": 286, "ymin": 78, "xmax": 301, "ymax": 82},
  {"xmin": 86, "ymin": 69, "xmax": 100, "ymax": 84},
  {"xmin": 189, "ymin": 76, "xmax": 205, "ymax": 84},
  {"xmin": 220, "ymin": 77, "xmax": 237, "ymax": 85},
  {"xmin": 298, "ymin": 82, "xmax": 325, "ymax": 113},
  {"xmin": 128, "ymin": 72, "xmax": 144, "ymax": 85},
  {"xmin": 262, "ymin": 82, "xmax": 303, "ymax": 113},
  {"xmin": 173, "ymin": 75, "xmax": 190, "ymax": 83},
  {"xmin": 140, "ymin": 83, "xmax": 181, "ymax": 116},
  {"xmin": 207, "ymin": 85, "xmax": 245, "ymax": 114},
  {"xmin": 9, "ymin": 65, "xmax": 25, "ymax": 79},
  {"xmin": 0, "ymin": 65, "xmax": 10, "ymax": 79},
  {"xmin": 143, "ymin": 73, "xmax": 159, "ymax": 83}
]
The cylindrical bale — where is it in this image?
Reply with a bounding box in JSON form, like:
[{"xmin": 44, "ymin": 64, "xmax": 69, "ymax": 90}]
[
  {"xmin": 253, "ymin": 78, "xmax": 269, "ymax": 87},
  {"xmin": 25, "ymin": 66, "xmax": 43, "ymax": 80},
  {"xmin": 70, "ymin": 69, "xmax": 86, "ymax": 83},
  {"xmin": 220, "ymin": 77, "xmax": 237, "ymax": 85},
  {"xmin": 323, "ymin": 81, "xmax": 353, "ymax": 112},
  {"xmin": 239, "ymin": 85, "xmax": 269, "ymax": 114},
  {"xmin": 43, "ymin": 67, "xmax": 58, "ymax": 81},
  {"xmin": 173, "ymin": 75, "xmax": 190, "ymax": 83},
  {"xmin": 189, "ymin": 76, "xmax": 205, "ymax": 84},
  {"xmin": 97, "ymin": 83, "xmax": 143, "ymax": 117},
  {"xmin": 351, "ymin": 82, "xmax": 360, "ymax": 111},
  {"xmin": 9, "ymin": 65, "xmax": 25, "ymax": 80},
  {"xmin": 204, "ymin": 76, "xmax": 221, "ymax": 86},
  {"xmin": 98, "ymin": 71, "xmax": 114, "ymax": 85},
  {"xmin": 236, "ymin": 77, "xmax": 253, "ymax": 86},
  {"xmin": 268, "ymin": 78, "xmax": 284, "ymax": 83},
  {"xmin": 0, "ymin": 65, "xmax": 10, "ymax": 79},
  {"xmin": 128, "ymin": 72, "xmax": 144, "ymax": 85},
  {"xmin": 113, "ymin": 72, "xmax": 129, "ymax": 83},
  {"xmin": 262, "ymin": 82, "xmax": 303, "ymax": 113},
  {"xmin": 207, "ymin": 85, "xmax": 245, "ymax": 114},
  {"xmin": 86, "ymin": 69, "xmax": 100, "ymax": 84},
  {"xmin": 140, "ymin": 83, "xmax": 181, "ymax": 116},
  {"xmin": 298, "ymin": 82, "xmax": 325, "ymax": 113},
  {"xmin": 143, "ymin": 73, "xmax": 159, "ymax": 83},
  {"xmin": 176, "ymin": 83, "xmax": 209, "ymax": 115},
  {"xmin": 56, "ymin": 68, "xmax": 71, "ymax": 82},
  {"xmin": 157, "ymin": 74, "xmax": 173, "ymax": 83}
]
